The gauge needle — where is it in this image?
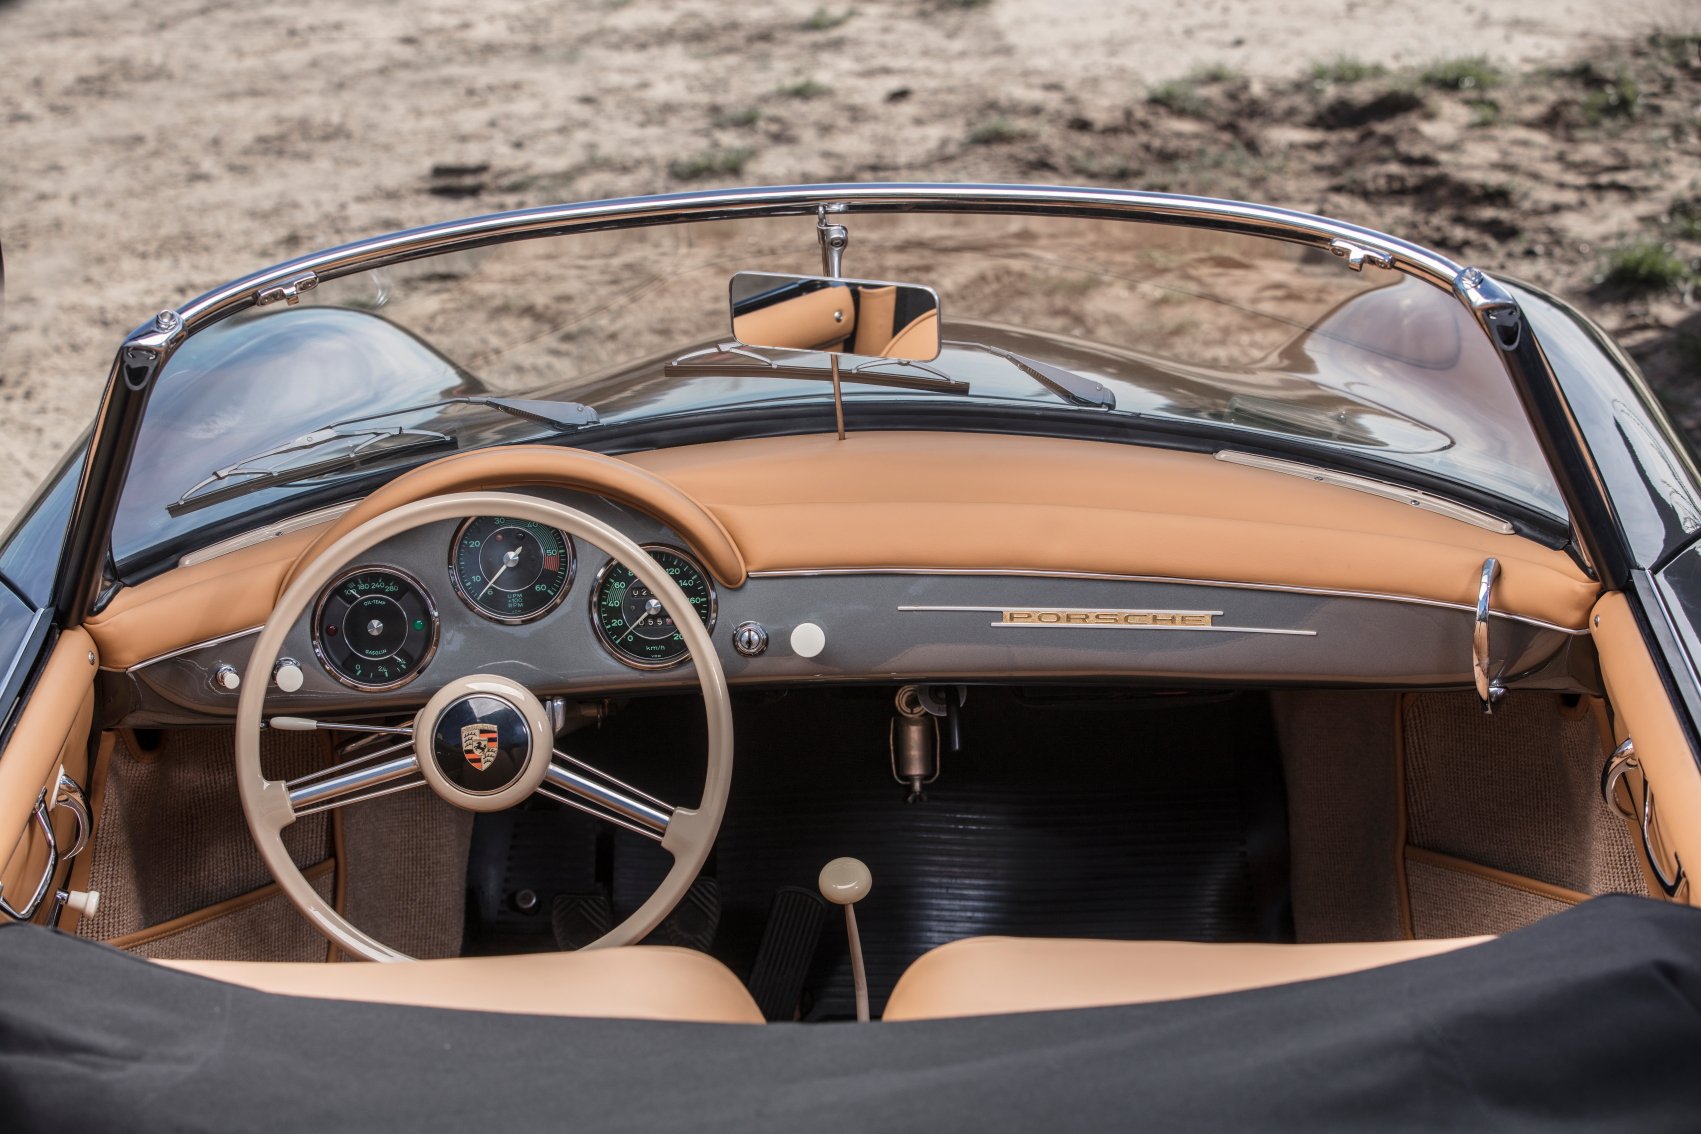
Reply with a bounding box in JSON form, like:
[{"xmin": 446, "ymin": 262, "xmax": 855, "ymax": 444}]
[
  {"xmin": 613, "ymin": 597, "xmax": 665, "ymax": 647},
  {"xmin": 478, "ymin": 548, "xmax": 523, "ymax": 599}
]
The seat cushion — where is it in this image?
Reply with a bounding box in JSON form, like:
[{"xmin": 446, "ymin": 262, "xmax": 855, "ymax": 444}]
[
  {"xmin": 883, "ymin": 934, "xmax": 1491, "ymax": 1021},
  {"xmin": 159, "ymin": 945, "xmax": 764, "ymax": 1024}
]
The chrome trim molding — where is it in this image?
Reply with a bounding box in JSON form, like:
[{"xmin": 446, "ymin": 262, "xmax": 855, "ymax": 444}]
[
  {"xmin": 898, "ymin": 605, "xmax": 1317, "ymax": 637},
  {"xmin": 120, "ymin": 625, "xmax": 263, "ymax": 674},
  {"xmin": 1213, "ymin": 451, "xmax": 1516, "ymax": 534},
  {"xmin": 750, "ymin": 568, "xmax": 1590, "ymax": 635},
  {"xmin": 177, "ymin": 503, "xmax": 356, "ymax": 568}
]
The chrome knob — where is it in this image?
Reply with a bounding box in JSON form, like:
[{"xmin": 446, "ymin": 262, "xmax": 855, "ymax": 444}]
[
  {"xmin": 213, "ymin": 665, "xmax": 241, "ymax": 692},
  {"xmin": 732, "ymin": 621, "xmax": 768, "ymax": 657},
  {"xmin": 273, "ymin": 660, "xmax": 304, "ymax": 693}
]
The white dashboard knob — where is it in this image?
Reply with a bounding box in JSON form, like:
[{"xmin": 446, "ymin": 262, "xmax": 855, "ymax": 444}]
[
  {"xmin": 790, "ymin": 622, "xmax": 826, "ymax": 659},
  {"xmin": 273, "ymin": 661, "xmax": 305, "ymax": 693},
  {"xmin": 213, "ymin": 665, "xmax": 241, "ymax": 692}
]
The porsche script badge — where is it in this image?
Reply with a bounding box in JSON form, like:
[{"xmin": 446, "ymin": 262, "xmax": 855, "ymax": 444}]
[{"xmin": 461, "ymin": 722, "xmax": 499, "ymax": 771}]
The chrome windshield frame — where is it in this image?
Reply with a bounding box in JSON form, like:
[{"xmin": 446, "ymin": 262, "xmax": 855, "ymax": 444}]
[{"xmin": 54, "ymin": 183, "xmax": 1605, "ymax": 624}]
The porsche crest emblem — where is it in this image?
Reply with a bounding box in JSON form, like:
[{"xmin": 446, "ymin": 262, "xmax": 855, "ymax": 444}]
[{"xmin": 461, "ymin": 722, "xmax": 499, "ymax": 771}]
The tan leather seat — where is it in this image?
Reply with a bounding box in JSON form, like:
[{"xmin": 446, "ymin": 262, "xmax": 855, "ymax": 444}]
[
  {"xmin": 159, "ymin": 946, "xmax": 765, "ymax": 1024},
  {"xmin": 883, "ymin": 934, "xmax": 1491, "ymax": 1021}
]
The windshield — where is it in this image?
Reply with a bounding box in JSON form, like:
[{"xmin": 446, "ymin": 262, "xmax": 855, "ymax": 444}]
[{"xmin": 116, "ymin": 209, "xmax": 1562, "ymax": 565}]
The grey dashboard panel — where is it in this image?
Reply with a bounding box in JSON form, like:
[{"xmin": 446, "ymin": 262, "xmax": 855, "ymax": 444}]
[{"xmin": 104, "ymin": 487, "xmax": 1594, "ymax": 726}]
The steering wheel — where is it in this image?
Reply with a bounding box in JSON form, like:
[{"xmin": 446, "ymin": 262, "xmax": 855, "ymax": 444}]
[{"xmin": 235, "ymin": 491, "xmax": 733, "ymax": 962}]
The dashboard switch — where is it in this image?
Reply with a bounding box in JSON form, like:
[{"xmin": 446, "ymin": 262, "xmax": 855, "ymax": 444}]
[
  {"xmin": 213, "ymin": 665, "xmax": 241, "ymax": 692},
  {"xmin": 273, "ymin": 660, "xmax": 305, "ymax": 693},
  {"xmin": 790, "ymin": 622, "xmax": 826, "ymax": 659},
  {"xmin": 732, "ymin": 621, "xmax": 769, "ymax": 657}
]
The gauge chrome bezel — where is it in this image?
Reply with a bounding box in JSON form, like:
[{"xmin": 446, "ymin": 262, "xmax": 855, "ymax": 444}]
[
  {"xmin": 447, "ymin": 516, "xmax": 577, "ymax": 626},
  {"xmin": 589, "ymin": 543, "xmax": 719, "ymax": 671},
  {"xmin": 310, "ymin": 563, "xmax": 442, "ymax": 692}
]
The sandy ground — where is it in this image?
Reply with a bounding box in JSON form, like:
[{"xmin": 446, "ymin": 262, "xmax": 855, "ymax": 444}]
[{"xmin": 1, "ymin": 0, "xmax": 1696, "ymax": 525}]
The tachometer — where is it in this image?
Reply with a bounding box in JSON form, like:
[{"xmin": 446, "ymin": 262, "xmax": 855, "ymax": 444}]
[
  {"xmin": 591, "ymin": 545, "xmax": 716, "ymax": 669},
  {"xmin": 450, "ymin": 516, "xmax": 575, "ymax": 624},
  {"xmin": 312, "ymin": 566, "xmax": 440, "ymax": 691}
]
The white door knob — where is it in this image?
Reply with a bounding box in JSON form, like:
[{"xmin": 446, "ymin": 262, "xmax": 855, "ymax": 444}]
[{"xmin": 790, "ymin": 622, "xmax": 826, "ymax": 659}]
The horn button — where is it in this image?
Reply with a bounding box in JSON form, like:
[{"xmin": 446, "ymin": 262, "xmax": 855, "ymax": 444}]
[
  {"xmin": 433, "ymin": 695, "xmax": 531, "ymax": 792},
  {"xmin": 413, "ymin": 676, "xmax": 552, "ymax": 811}
]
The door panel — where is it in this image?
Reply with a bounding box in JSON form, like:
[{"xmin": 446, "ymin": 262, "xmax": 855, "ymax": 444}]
[{"xmin": 0, "ymin": 628, "xmax": 97, "ymax": 923}]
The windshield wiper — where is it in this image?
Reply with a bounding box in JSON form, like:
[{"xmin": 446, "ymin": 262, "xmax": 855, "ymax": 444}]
[
  {"xmin": 663, "ymin": 341, "xmax": 1114, "ymax": 408},
  {"xmin": 169, "ymin": 396, "xmax": 597, "ymax": 517},
  {"xmin": 942, "ymin": 341, "xmax": 1116, "ymax": 408},
  {"xmin": 665, "ymin": 343, "xmax": 970, "ymax": 394}
]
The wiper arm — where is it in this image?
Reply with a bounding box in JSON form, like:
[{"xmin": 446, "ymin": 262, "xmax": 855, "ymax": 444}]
[
  {"xmin": 942, "ymin": 341, "xmax": 1116, "ymax": 408},
  {"xmin": 664, "ymin": 343, "xmax": 969, "ymax": 394},
  {"xmin": 664, "ymin": 341, "xmax": 1114, "ymax": 408},
  {"xmin": 169, "ymin": 396, "xmax": 597, "ymax": 517}
]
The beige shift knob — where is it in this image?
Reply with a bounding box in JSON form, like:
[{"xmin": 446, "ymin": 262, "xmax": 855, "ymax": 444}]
[{"xmin": 818, "ymin": 857, "xmax": 872, "ymax": 905}]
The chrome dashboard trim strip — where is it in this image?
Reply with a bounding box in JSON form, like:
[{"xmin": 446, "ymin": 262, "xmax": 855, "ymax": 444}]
[
  {"xmin": 751, "ymin": 568, "xmax": 1591, "ymax": 635},
  {"xmin": 1212, "ymin": 451, "xmax": 1516, "ymax": 534},
  {"xmin": 898, "ymin": 604, "xmax": 1317, "ymax": 637},
  {"xmin": 177, "ymin": 503, "xmax": 355, "ymax": 568},
  {"xmin": 118, "ymin": 625, "xmax": 262, "ymax": 674}
]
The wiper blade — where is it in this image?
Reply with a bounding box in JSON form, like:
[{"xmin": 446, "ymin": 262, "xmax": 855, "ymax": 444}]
[
  {"xmin": 663, "ymin": 341, "xmax": 1114, "ymax": 409},
  {"xmin": 664, "ymin": 343, "xmax": 969, "ymax": 394},
  {"xmin": 943, "ymin": 341, "xmax": 1116, "ymax": 409},
  {"xmin": 168, "ymin": 396, "xmax": 597, "ymax": 517}
]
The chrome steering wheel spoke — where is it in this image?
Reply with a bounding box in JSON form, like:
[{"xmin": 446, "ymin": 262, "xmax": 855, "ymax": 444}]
[
  {"xmin": 538, "ymin": 750, "xmax": 675, "ymax": 842},
  {"xmin": 283, "ymin": 736, "xmax": 424, "ymax": 819}
]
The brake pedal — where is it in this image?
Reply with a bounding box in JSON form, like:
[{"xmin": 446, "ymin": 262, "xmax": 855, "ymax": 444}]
[
  {"xmin": 550, "ymin": 892, "xmax": 612, "ymax": 950},
  {"xmin": 656, "ymin": 876, "xmax": 722, "ymax": 952},
  {"xmin": 746, "ymin": 886, "xmax": 829, "ymax": 1022}
]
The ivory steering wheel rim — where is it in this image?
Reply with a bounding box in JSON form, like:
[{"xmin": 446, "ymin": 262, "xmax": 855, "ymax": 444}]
[{"xmin": 235, "ymin": 491, "xmax": 734, "ymax": 962}]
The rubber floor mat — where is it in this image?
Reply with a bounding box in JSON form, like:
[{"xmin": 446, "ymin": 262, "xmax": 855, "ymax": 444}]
[{"xmin": 486, "ymin": 687, "xmax": 1290, "ymax": 1017}]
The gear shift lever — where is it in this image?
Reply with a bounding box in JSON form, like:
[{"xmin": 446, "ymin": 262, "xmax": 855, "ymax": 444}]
[{"xmin": 818, "ymin": 857, "xmax": 872, "ymax": 1022}]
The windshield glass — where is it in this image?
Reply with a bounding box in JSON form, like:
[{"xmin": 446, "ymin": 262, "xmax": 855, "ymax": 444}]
[{"xmin": 116, "ymin": 209, "xmax": 1562, "ymax": 565}]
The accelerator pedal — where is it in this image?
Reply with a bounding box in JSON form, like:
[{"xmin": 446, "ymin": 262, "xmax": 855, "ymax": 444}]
[{"xmin": 746, "ymin": 886, "xmax": 829, "ymax": 1022}]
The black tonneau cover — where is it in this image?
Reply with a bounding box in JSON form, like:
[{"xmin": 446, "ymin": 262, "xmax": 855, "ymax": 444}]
[{"xmin": 2, "ymin": 895, "xmax": 1698, "ymax": 1132}]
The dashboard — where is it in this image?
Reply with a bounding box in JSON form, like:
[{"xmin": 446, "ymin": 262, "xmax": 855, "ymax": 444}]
[{"xmin": 101, "ymin": 482, "xmax": 1596, "ymax": 728}]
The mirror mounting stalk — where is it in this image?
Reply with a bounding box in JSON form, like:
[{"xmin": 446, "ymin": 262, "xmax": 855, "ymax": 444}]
[{"xmin": 818, "ymin": 207, "xmax": 850, "ymax": 439}]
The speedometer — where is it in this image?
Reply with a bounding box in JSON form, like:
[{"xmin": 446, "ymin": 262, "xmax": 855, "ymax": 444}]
[
  {"xmin": 591, "ymin": 545, "xmax": 716, "ymax": 669},
  {"xmin": 450, "ymin": 516, "xmax": 575, "ymax": 624},
  {"xmin": 311, "ymin": 566, "xmax": 440, "ymax": 691}
]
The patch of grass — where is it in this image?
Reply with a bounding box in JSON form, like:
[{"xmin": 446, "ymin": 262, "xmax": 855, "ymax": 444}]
[
  {"xmin": 1668, "ymin": 197, "xmax": 1701, "ymax": 241},
  {"xmin": 667, "ymin": 146, "xmax": 753, "ymax": 181},
  {"xmin": 1580, "ymin": 73, "xmax": 1641, "ymax": 123},
  {"xmin": 1147, "ymin": 80, "xmax": 1210, "ymax": 118},
  {"xmin": 1649, "ymin": 31, "xmax": 1701, "ymax": 67},
  {"xmin": 776, "ymin": 78, "xmax": 831, "ymax": 100},
  {"xmin": 1466, "ymin": 98, "xmax": 1501, "ymax": 127},
  {"xmin": 803, "ymin": 6, "xmax": 853, "ymax": 31},
  {"xmin": 1309, "ymin": 56, "xmax": 1386, "ymax": 85},
  {"xmin": 1602, "ymin": 240, "xmax": 1692, "ymax": 292},
  {"xmin": 967, "ymin": 116, "xmax": 1024, "ymax": 145},
  {"xmin": 938, "ymin": 0, "xmax": 993, "ymax": 8},
  {"xmin": 1420, "ymin": 56, "xmax": 1505, "ymax": 92},
  {"xmin": 1147, "ymin": 65, "xmax": 1242, "ymax": 118},
  {"xmin": 711, "ymin": 106, "xmax": 761, "ymax": 128}
]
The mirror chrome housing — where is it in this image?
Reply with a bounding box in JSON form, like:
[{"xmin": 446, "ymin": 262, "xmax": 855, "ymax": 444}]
[{"xmin": 729, "ymin": 272, "xmax": 941, "ymax": 362}]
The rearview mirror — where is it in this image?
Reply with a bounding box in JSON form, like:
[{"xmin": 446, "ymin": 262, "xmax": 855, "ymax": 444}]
[{"xmin": 729, "ymin": 272, "xmax": 941, "ymax": 362}]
